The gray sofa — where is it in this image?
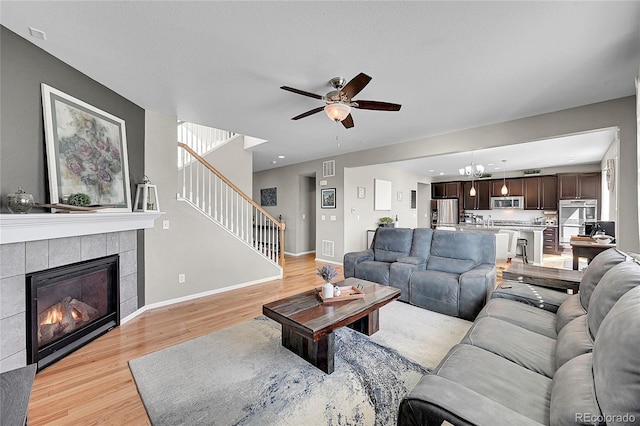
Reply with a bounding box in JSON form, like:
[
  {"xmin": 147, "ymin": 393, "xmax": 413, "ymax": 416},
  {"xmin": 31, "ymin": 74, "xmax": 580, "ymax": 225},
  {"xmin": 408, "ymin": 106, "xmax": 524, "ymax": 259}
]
[
  {"xmin": 398, "ymin": 248, "xmax": 640, "ymax": 425},
  {"xmin": 343, "ymin": 228, "xmax": 496, "ymax": 320}
]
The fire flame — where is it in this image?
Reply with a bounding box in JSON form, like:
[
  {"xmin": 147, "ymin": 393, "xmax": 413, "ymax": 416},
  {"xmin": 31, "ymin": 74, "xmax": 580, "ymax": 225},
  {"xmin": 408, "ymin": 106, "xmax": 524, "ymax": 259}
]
[{"xmin": 40, "ymin": 306, "xmax": 80, "ymax": 326}]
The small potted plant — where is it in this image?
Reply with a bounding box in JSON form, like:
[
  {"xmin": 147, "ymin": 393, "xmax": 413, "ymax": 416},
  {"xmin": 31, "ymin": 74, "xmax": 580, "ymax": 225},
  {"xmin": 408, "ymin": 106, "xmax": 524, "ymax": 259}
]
[
  {"xmin": 6, "ymin": 187, "xmax": 34, "ymax": 214},
  {"xmin": 67, "ymin": 193, "xmax": 91, "ymax": 207},
  {"xmin": 378, "ymin": 216, "xmax": 394, "ymax": 227},
  {"xmin": 317, "ymin": 263, "xmax": 340, "ymax": 298}
]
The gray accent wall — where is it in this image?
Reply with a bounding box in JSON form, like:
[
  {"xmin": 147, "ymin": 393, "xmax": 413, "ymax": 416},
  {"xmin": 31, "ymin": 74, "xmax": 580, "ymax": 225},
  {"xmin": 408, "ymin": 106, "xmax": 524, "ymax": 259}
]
[{"xmin": 0, "ymin": 25, "xmax": 147, "ymax": 306}]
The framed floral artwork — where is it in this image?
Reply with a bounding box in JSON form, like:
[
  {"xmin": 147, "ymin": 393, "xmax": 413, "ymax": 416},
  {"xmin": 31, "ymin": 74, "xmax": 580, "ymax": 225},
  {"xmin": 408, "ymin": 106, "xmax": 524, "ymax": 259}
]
[{"xmin": 41, "ymin": 84, "xmax": 131, "ymax": 211}]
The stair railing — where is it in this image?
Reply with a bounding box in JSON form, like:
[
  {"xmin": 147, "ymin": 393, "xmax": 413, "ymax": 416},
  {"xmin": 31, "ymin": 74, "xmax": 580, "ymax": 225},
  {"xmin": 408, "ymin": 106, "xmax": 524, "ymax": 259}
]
[{"xmin": 177, "ymin": 142, "xmax": 285, "ymax": 267}]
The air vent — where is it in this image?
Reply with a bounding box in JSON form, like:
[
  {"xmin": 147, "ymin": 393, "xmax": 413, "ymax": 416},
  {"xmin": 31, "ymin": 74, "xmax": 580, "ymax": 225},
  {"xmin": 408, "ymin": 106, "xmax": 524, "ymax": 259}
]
[
  {"xmin": 323, "ymin": 160, "xmax": 335, "ymax": 177},
  {"xmin": 321, "ymin": 240, "xmax": 335, "ymax": 258}
]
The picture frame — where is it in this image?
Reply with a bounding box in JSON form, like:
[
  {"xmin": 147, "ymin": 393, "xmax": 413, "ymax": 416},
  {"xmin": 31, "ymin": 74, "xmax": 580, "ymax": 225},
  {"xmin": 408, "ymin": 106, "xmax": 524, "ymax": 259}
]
[
  {"xmin": 260, "ymin": 187, "xmax": 277, "ymax": 206},
  {"xmin": 374, "ymin": 178, "xmax": 392, "ymax": 211},
  {"xmin": 41, "ymin": 84, "xmax": 132, "ymax": 212},
  {"xmin": 321, "ymin": 188, "xmax": 336, "ymax": 209}
]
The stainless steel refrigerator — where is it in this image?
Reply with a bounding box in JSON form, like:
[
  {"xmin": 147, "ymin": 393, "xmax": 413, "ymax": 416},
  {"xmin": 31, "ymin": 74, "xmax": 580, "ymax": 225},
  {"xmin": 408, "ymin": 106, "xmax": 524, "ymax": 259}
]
[{"xmin": 436, "ymin": 199, "xmax": 459, "ymax": 226}]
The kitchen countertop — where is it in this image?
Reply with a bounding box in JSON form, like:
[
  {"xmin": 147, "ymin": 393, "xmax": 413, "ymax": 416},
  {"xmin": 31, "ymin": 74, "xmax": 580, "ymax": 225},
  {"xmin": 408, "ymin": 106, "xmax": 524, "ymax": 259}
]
[{"xmin": 437, "ymin": 223, "xmax": 552, "ymax": 232}]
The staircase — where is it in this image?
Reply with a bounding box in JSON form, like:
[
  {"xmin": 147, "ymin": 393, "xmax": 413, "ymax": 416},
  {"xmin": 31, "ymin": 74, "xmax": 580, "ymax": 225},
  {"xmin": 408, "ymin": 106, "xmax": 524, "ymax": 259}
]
[{"xmin": 177, "ymin": 123, "xmax": 285, "ymax": 268}]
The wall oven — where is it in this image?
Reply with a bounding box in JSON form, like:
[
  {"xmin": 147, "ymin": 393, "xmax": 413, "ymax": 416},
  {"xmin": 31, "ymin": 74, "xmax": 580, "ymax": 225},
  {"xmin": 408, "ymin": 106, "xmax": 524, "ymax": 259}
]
[
  {"xmin": 490, "ymin": 196, "xmax": 524, "ymax": 209},
  {"xmin": 559, "ymin": 199, "xmax": 597, "ymax": 244}
]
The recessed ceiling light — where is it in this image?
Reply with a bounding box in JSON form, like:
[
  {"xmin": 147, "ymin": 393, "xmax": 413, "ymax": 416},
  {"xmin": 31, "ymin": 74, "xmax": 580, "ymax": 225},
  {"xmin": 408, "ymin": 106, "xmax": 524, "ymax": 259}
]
[
  {"xmin": 567, "ymin": 159, "xmax": 575, "ymax": 163},
  {"xmin": 487, "ymin": 163, "xmax": 494, "ymax": 166},
  {"xmin": 278, "ymin": 155, "xmax": 285, "ymax": 159},
  {"xmin": 429, "ymin": 169, "xmax": 435, "ymax": 172},
  {"xmin": 439, "ymin": 172, "xmax": 444, "ymax": 175},
  {"xmin": 271, "ymin": 160, "xmax": 277, "ymax": 164},
  {"xmin": 494, "ymin": 167, "xmax": 501, "ymax": 170},
  {"xmin": 29, "ymin": 27, "xmax": 46, "ymax": 40}
]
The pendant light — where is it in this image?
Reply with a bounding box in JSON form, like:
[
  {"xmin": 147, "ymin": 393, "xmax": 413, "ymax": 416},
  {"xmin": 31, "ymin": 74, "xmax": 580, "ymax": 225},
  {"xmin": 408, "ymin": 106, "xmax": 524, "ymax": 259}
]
[
  {"xmin": 470, "ymin": 181, "xmax": 477, "ymax": 197},
  {"xmin": 500, "ymin": 160, "xmax": 508, "ymax": 196}
]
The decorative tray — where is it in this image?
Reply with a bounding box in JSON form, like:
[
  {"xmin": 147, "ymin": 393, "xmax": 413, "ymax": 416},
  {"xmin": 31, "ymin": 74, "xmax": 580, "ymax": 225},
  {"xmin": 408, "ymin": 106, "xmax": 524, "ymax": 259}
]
[{"xmin": 315, "ymin": 285, "xmax": 365, "ymax": 303}]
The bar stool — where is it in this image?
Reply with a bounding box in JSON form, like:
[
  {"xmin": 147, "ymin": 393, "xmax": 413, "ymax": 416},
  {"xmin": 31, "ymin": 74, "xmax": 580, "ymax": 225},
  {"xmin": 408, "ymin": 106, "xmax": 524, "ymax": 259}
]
[{"xmin": 516, "ymin": 238, "xmax": 528, "ymax": 264}]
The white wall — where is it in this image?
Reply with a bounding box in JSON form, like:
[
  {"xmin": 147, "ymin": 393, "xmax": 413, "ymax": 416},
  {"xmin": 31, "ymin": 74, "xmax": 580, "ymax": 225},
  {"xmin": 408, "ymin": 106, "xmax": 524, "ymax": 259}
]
[
  {"xmin": 600, "ymin": 137, "xmax": 619, "ymax": 223},
  {"xmin": 343, "ymin": 164, "xmax": 430, "ymax": 253},
  {"xmin": 144, "ymin": 111, "xmax": 280, "ymax": 305}
]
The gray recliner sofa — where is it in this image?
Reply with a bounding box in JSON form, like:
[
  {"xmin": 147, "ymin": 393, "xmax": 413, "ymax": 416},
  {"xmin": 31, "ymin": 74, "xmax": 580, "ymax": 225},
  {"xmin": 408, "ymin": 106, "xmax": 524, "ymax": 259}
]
[
  {"xmin": 343, "ymin": 227, "xmax": 496, "ymax": 320},
  {"xmin": 398, "ymin": 248, "xmax": 640, "ymax": 425}
]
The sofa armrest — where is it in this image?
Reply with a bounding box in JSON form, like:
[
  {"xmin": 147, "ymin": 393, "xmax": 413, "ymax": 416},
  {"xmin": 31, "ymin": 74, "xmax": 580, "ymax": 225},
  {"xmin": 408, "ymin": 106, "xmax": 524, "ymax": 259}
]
[
  {"xmin": 396, "ymin": 256, "xmax": 427, "ymax": 270},
  {"xmin": 398, "ymin": 375, "xmax": 542, "ymax": 426},
  {"xmin": 343, "ymin": 249, "xmax": 374, "ymax": 278},
  {"xmin": 492, "ymin": 282, "xmax": 570, "ymax": 313},
  {"xmin": 458, "ymin": 264, "xmax": 496, "ymax": 320}
]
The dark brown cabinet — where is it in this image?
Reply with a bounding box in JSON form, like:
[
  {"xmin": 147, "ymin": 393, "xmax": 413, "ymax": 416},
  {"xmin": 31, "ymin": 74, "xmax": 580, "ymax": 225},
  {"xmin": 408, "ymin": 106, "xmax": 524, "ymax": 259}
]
[
  {"xmin": 522, "ymin": 176, "xmax": 557, "ymax": 210},
  {"xmin": 540, "ymin": 176, "xmax": 558, "ymax": 210},
  {"xmin": 505, "ymin": 178, "xmax": 524, "ymax": 196},
  {"xmin": 524, "ymin": 178, "xmax": 540, "ymax": 210},
  {"xmin": 558, "ymin": 173, "xmax": 600, "ymax": 200},
  {"xmin": 463, "ymin": 180, "xmax": 490, "ymax": 210},
  {"xmin": 543, "ymin": 227, "xmax": 559, "ymax": 254},
  {"xmin": 432, "ymin": 182, "xmax": 461, "ymax": 199}
]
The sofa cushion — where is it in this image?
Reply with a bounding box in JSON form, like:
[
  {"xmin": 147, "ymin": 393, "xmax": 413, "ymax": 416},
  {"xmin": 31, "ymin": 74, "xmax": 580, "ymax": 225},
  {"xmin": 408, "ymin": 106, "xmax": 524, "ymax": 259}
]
[
  {"xmin": 409, "ymin": 228, "xmax": 433, "ymax": 259},
  {"xmin": 372, "ymin": 227, "xmax": 413, "ymax": 262},
  {"xmin": 431, "ymin": 230, "xmax": 495, "ymax": 265},
  {"xmin": 578, "ymin": 248, "xmax": 628, "ymax": 311},
  {"xmin": 434, "ymin": 344, "xmax": 552, "ymax": 424},
  {"xmin": 555, "ymin": 294, "xmax": 586, "ymax": 333},
  {"xmin": 476, "ymin": 298, "xmax": 558, "ymax": 338},
  {"xmin": 555, "ymin": 315, "xmax": 592, "ymax": 370},
  {"xmin": 593, "ymin": 286, "xmax": 640, "ymax": 422},
  {"xmin": 353, "ymin": 261, "xmax": 391, "ymax": 285},
  {"xmin": 460, "ymin": 316, "xmax": 556, "ymax": 378},
  {"xmin": 427, "ymin": 256, "xmax": 477, "ymax": 274},
  {"xmin": 550, "ymin": 353, "xmax": 602, "ymax": 426},
  {"xmin": 409, "ymin": 270, "xmax": 460, "ymax": 317},
  {"xmin": 587, "ymin": 261, "xmax": 640, "ymax": 338}
]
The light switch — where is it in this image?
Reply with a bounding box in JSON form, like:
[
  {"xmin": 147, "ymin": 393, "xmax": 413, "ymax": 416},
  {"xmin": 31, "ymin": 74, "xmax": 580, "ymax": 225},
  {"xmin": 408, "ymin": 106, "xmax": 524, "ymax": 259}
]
[
  {"xmin": 321, "ymin": 215, "xmax": 326, "ymax": 221},
  {"xmin": 302, "ymin": 214, "xmax": 306, "ymax": 220},
  {"xmin": 330, "ymin": 215, "xmax": 336, "ymax": 221}
]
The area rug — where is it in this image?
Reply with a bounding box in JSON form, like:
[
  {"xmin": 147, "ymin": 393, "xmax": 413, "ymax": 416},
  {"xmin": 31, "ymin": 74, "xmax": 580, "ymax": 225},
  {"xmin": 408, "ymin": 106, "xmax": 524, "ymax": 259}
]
[{"xmin": 128, "ymin": 301, "xmax": 471, "ymax": 426}]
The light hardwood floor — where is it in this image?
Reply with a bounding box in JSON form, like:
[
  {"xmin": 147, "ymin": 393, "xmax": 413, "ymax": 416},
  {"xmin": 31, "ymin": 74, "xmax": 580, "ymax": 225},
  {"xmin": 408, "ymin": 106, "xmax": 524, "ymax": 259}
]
[
  {"xmin": 27, "ymin": 253, "xmax": 331, "ymax": 425},
  {"xmin": 27, "ymin": 252, "xmax": 573, "ymax": 424}
]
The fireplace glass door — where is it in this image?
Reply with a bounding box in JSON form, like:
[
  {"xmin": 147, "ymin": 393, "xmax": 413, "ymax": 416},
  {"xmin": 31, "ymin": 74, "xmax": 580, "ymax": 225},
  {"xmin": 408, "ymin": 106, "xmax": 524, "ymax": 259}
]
[{"xmin": 27, "ymin": 255, "xmax": 120, "ymax": 370}]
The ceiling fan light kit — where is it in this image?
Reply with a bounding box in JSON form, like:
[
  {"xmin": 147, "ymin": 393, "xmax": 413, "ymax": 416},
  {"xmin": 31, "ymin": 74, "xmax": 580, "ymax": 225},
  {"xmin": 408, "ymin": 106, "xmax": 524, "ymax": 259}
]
[
  {"xmin": 324, "ymin": 103, "xmax": 351, "ymax": 122},
  {"xmin": 281, "ymin": 72, "xmax": 401, "ymax": 129}
]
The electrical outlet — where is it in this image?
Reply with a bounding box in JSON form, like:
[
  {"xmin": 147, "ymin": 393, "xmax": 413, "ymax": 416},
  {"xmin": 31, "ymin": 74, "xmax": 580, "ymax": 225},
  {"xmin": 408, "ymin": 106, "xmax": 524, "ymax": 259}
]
[
  {"xmin": 178, "ymin": 273, "xmax": 185, "ymax": 283},
  {"xmin": 163, "ymin": 220, "xmax": 170, "ymax": 230}
]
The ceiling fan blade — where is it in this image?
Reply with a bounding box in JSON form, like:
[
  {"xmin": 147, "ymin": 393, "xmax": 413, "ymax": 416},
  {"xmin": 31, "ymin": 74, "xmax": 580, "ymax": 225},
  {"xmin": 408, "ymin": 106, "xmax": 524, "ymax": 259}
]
[
  {"xmin": 353, "ymin": 100, "xmax": 402, "ymax": 111},
  {"xmin": 340, "ymin": 73, "xmax": 372, "ymax": 100},
  {"xmin": 341, "ymin": 114, "xmax": 354, "ymax": 129},
  {"xmin": 280, "ymin": 86, "xmax": 323, "ymax": 100},
  {"xmin": 291, "ymin": 106, "xmax": 325, "ymax": 120}
]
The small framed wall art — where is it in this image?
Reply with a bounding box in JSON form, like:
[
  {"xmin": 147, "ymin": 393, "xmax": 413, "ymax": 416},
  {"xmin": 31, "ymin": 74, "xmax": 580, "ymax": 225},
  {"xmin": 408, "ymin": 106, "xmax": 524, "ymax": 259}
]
[
  {"xmin": 260, "ymin": 187, "xmax": 277, "ymax": 206},
  {"xmin": 321, "ymin": 188, "xmax": 336, "ymax": 209}
]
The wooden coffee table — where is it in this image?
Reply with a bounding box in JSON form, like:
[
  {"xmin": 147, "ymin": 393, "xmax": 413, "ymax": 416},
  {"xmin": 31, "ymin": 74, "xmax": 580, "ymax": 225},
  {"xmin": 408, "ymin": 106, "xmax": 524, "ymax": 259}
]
[
  {"xmin": 502, "ymin": 263, "xmax": 583, "ymax": 292},
  {"xmin": 262, "ymin": 277, "xmax": 400, "ymax": 374}
]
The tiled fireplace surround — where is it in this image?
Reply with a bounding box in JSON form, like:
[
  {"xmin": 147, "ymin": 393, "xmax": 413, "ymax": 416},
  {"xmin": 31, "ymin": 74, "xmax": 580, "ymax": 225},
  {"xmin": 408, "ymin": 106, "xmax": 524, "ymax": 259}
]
[{"xmin": 0, "ymin": 213, "xmax": 159, "ymax": 372}]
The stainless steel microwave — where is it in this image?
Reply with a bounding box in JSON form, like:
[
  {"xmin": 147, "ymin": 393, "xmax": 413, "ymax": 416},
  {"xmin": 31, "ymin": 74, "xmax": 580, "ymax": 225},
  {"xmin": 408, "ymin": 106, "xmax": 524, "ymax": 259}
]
[{"xmin": 490, "ymin": 196, "xmax": 524, "ymax": 209}]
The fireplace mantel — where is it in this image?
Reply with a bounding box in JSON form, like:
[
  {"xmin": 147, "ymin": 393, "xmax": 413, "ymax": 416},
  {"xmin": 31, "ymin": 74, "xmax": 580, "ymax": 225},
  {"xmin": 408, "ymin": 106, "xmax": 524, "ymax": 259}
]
[{"xmin": 0, "ymin": 212, "xmax": 164, "ymax": 244}]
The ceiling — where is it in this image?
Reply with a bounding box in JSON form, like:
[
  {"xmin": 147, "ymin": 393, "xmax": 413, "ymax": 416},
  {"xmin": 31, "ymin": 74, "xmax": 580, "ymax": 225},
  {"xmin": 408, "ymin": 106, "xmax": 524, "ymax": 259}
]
[{"xmin": 1, "ymin": 2, "xmax": 638, "ymax": 173}]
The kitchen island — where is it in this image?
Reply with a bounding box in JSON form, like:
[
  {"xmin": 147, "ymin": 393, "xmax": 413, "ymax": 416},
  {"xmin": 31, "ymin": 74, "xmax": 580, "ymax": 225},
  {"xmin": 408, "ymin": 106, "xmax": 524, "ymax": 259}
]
[{"xmin": 436, "ymin": 222, "xmax": 549, "ymax": 266}]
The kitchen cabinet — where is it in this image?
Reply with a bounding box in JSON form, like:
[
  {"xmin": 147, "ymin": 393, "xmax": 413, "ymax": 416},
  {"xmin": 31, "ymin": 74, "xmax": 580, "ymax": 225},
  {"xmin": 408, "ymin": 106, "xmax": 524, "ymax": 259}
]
[
  {"xmin": 505, "ymin": 178, "xmax": 524, "ymax": 196},
  {"xmin": 558, "ymin": 173, "xmax": 601, "ymax": 200},
  {"xmin": 522, "ymin": 176, "xmax": 557, "ymax": 210},
  {"xmin": 432, "ymin": 181, "xmax": 460, "ymax": 199},
  {"xmin": 540, "ymin": 175, "xmax": 558, "ymax": 210},
  {"xmin": 463, "ymin": 180, "xmax": 490, "ymax": 210},
  {"xmin": 524, "ymin": 177, "xmax": 540, "ymax": 210},
  {"xmin": 543, "ymin": 227, "xmax": 559, "ymax": 254}
]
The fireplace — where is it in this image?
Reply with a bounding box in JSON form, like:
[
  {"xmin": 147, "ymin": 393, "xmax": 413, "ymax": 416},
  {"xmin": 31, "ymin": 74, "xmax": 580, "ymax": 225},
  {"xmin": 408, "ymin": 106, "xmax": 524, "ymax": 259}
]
[{"xmin": 26, "ymin": 255, "xmax": 120, "ymax": 370}]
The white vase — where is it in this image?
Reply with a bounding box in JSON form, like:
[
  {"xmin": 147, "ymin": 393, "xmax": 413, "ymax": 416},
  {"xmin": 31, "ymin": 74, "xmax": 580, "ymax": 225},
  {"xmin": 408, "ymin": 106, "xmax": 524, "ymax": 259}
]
[
  {"xmin": 333, "ymin": 286, "xmax": 341, "ymax": 297},
  {"xmin": 322, "ymin": 282, "xmax": 334, "ymax": 298}
]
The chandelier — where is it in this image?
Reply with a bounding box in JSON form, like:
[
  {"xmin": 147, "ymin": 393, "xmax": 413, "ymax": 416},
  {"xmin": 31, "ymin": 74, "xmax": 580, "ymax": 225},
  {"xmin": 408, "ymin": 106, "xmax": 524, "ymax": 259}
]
[{"xmin": 459, "ymin": 162, "xmax": 484, "ymax": 178}]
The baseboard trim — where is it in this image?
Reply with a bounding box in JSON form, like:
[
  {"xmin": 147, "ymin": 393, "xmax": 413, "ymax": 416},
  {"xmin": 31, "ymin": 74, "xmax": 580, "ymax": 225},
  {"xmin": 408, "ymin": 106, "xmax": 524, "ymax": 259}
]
[
  {"xmin": 314, "ymin": 257, "xmax": 343, "ymax": 266},
  {"xmin": 120, "ymin": 274, "xmax": 283, "ymax": 324},
  {"xmin": 284, "ymin": 250, "xmax": 316, "ymax": 256}
]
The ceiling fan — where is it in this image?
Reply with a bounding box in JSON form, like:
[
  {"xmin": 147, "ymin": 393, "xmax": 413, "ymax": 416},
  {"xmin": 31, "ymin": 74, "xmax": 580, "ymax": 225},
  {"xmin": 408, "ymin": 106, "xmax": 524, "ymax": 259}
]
[{"xmin": 280, "ymin": 72, "xmax": 401, "ymax": 129}]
